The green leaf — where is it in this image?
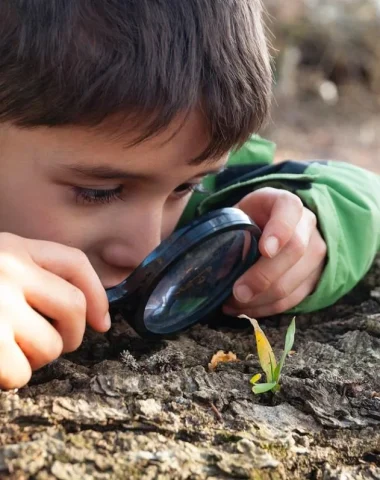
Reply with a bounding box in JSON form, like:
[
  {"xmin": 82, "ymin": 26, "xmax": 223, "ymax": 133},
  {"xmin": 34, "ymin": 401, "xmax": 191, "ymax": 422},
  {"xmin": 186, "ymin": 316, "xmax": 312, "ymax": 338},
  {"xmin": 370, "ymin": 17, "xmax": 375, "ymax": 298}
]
[
  {"xmin": 252, "ymin": 382, "xmax": 277, "ymax": 394},
  {"xmin": 284, "ymin": 317, "xmax": 296, "ymax": 355},
  {"xmin": 273, "ymin": 363, "xmax": 281, "ymax": 382},
  {"xmin": 269, "ymin": 354, "xmax": 276, "ymax": 380},
  {"xmin": 272, "ymin": 383, "xmax": 281, "ymax": 393},
  {"xmin": 276, "ymin": 317, "xmax": 296, "ymax": 381}
]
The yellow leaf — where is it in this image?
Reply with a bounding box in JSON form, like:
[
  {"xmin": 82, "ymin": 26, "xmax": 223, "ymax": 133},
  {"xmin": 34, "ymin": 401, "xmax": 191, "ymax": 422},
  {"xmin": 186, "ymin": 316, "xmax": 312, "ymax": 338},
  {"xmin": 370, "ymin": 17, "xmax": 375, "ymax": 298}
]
[
  {"xmin": 239, "ymin": 314, "xmax": 277, "ymax": 382},
  {"xmin": 250, "ymin": 373, "xmax": 262, "ymax": 385}
]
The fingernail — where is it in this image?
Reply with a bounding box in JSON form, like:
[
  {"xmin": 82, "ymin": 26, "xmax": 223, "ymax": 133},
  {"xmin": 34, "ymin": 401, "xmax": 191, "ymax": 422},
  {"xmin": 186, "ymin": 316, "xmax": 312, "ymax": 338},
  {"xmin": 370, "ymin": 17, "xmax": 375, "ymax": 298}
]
[
  {"xmin": 265, "ymin": 236, "xmax": 280, "ymax": 258},
  {"xmin": 104, "ymin": 312, "xmax": 112, "ymax": 330},
  {"xmin": 234, "ymin": 284, "xmax": 254, "ymax": 304}
]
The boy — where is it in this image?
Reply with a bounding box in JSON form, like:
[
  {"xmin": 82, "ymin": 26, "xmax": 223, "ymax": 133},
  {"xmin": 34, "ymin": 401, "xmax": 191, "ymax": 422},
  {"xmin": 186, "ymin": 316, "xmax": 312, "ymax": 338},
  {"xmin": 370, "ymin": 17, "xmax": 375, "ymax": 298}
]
[{"xmin": 0, "ymin": 0, "xmax": 379, "ymax": 390}]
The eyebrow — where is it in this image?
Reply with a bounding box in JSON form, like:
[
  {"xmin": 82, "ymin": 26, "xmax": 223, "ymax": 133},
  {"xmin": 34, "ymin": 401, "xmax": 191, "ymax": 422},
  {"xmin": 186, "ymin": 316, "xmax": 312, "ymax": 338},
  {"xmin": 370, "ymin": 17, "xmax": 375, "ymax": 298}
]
[{"xmin": 61, "ymin": 164, "xmax": 225, "ymax": 180}]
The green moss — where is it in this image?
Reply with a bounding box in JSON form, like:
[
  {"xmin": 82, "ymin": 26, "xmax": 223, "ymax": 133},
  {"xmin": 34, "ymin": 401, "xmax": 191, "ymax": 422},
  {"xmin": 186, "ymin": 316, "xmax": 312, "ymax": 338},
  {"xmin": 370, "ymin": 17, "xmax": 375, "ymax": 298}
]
[{"xmin": 258, "ymin": 442, "xmax": 289, "ymax": 460}]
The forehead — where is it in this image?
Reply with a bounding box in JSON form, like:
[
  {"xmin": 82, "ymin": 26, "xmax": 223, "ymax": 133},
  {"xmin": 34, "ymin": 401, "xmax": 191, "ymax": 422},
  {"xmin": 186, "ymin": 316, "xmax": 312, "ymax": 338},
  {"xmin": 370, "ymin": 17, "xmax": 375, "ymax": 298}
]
[{"xmin": 1, "ymin": 109, "xmax": 224, "ymax": 174}]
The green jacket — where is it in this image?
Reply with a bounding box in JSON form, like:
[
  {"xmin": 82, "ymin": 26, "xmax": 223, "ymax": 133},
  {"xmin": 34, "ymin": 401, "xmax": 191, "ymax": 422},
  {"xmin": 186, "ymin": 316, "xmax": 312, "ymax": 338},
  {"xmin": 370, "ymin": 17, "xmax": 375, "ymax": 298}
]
[{"xmin": 179, "ymin": 135, "xmax": 380, "ymax": 314}]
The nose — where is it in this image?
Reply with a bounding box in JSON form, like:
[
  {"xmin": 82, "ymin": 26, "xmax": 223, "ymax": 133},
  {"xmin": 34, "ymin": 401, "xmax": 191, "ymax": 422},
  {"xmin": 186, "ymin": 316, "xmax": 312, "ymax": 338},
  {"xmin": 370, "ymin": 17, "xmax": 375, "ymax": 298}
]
[{"xmin": 100, "ymin": 204, "xmax": 163, "ymax": 283}]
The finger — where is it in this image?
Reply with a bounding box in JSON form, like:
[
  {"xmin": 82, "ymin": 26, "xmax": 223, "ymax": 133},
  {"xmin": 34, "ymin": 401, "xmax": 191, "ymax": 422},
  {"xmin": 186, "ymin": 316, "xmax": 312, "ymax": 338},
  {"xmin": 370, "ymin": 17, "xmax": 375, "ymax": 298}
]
[
  {"xmin": 236, "ymin": 188, "xmax": 304, "ymax": 258},
  {"xmin": 244, "ymin": 271, "xmax": 321, "ymax": 318},
  {"xmin": 224, "ymin": 268, "xmax": 321, "ymax": 318},
  {"xmin": 232, "ymin": 208, "xmax": 316, "ymax": 304},
  {"xmin": 14, "ymin": 307, "xmax": 64, "ymax": 370},
  {"xmin": 26, "ymin": 240, "xmax": 110, "ymax": 332},
  {"xmin": 0, "ymin": 287, "xmax": 64, "ymax": 370},
  {"xmin": 23, "ymin": 267, "xmax": 87, "ymax": 354},
  {"xmin": 0, "ymin": 323, "xmax": 32, "ymax": 390},
  {"xmin": 238, "ymin": 230, "xmax": 326, "ymax": 308}
]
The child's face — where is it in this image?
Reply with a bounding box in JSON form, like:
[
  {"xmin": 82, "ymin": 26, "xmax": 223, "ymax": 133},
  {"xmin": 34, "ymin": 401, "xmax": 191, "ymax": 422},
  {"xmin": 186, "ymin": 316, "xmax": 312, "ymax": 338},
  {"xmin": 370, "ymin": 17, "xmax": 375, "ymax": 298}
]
[{"xmin": 0, "ymin": 111, "xmax": 226, "ymax": 288}]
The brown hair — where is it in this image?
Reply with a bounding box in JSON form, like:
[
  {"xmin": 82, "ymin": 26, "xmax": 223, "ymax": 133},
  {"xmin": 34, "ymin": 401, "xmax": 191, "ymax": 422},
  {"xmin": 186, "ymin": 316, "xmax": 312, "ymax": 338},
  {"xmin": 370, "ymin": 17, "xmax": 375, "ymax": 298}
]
[{"xmin": 0, "ymin": 0, "xmax": 272, "ymax": 161}]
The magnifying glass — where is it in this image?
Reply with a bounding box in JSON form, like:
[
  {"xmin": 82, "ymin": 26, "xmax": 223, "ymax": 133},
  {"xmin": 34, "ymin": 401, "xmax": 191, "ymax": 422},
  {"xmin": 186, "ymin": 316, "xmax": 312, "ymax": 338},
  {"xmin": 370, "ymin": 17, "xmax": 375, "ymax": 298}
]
[{"xmin": 106, "ymin": 208, "xmax": 261, "ymax": 337}]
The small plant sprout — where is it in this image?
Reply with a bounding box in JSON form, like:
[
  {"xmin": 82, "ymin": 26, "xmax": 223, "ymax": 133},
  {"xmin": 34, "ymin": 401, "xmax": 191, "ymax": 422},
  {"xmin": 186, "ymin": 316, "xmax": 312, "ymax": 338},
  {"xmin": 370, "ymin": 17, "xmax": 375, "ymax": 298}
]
[{"xmin": 239, "ymin": 315, "xmax": 296, "ymax": 395}]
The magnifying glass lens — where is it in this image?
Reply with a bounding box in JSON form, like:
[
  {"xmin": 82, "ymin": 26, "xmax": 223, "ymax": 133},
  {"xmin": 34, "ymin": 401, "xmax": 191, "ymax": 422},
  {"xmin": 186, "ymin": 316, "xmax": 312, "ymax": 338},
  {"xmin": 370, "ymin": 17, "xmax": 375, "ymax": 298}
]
[{"xmin": 143, "ymin": 230, "xmax": 251, "ymax": 333}]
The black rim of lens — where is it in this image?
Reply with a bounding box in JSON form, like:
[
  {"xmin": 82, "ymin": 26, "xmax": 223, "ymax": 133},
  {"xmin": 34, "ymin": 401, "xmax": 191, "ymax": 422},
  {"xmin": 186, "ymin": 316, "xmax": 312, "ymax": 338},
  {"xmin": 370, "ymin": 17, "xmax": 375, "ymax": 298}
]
[
  {"xmin": 143, "ymin": 229, "xmax": 259, "ymax": 334},
  {"xmin": 107, "ymin": 208, "xmax": 261, "ymax": 336}
]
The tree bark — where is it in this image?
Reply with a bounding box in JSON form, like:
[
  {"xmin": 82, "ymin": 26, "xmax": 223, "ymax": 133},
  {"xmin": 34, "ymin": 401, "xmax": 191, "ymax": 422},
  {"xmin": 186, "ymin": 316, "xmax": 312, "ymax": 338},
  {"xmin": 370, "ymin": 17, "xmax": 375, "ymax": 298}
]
[{"xmin": 1, "ymin": 257, "xmax": 379, "ymax": 480}]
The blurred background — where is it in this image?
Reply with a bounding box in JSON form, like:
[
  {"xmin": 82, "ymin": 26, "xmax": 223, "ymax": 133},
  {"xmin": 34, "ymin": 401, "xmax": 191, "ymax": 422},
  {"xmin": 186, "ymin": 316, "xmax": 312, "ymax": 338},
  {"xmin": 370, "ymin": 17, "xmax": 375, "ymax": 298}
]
[{"xmin": 262, "ymin": 0, "xmax": 380, "ymax": 173}]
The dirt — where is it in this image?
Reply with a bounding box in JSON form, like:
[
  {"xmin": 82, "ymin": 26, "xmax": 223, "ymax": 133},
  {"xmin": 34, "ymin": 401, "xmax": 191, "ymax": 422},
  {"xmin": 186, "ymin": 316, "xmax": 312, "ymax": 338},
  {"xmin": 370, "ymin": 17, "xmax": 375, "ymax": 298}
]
[{"xmin": 1, "ymin": 250, "xmax": 379, "ymax": 479}]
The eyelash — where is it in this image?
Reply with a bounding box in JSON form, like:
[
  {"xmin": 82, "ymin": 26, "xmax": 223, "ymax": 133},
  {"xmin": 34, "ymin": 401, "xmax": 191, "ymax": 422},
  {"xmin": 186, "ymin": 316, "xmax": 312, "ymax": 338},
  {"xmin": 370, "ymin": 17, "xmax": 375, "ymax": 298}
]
[
  {"xmin": 72, "ymin": 183, "xmax": 208, "ymax": 205},
  {"xmin": 72, "ymin": 186, "xmax": 124, "ymax": 204},
  {"xmin": 173, "ymin": 183, "xmax": 208, "ymax": 196}
]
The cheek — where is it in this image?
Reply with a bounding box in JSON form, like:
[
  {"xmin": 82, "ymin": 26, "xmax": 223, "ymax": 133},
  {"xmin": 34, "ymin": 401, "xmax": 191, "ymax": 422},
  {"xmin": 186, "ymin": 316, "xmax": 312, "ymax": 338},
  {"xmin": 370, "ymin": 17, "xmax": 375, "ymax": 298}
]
[
  {"xmin": 161, "ymin": 198, "xmax": 189, "ymax": 240},
  {"xmin": 0, "ymin": 185, "xmax": 90, "ymax": 248}
]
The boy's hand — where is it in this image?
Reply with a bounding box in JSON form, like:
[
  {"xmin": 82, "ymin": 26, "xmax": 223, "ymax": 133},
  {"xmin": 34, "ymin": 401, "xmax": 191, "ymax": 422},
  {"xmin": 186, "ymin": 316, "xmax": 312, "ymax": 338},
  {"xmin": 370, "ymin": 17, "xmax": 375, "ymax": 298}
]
[
  {"xmin": 0, "ymin": 234, "xmax": 110, "ymax": 390},
  {"xmin": 223, "ymin": 188, "xmax": 327, "ymax": 318}
]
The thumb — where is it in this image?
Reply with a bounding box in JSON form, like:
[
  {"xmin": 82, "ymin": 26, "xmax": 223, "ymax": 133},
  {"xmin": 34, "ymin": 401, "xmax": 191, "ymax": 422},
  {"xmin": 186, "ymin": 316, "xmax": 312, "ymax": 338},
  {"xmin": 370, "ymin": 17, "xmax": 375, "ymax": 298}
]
[{"xmin": 236, "ymin": 187, "xmax": 304, "ymax": 258}]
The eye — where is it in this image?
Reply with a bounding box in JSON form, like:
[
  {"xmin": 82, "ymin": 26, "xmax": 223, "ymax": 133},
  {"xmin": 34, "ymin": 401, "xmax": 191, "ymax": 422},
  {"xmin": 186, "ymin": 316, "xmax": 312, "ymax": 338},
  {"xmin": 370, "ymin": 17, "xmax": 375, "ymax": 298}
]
[
  {"xmin": 172, "ymin": 182, "xmax": 209, "ymax": 198},
  {"xmin": 72, "ymin": 186, "xmax": 123, "ymax": 204}
]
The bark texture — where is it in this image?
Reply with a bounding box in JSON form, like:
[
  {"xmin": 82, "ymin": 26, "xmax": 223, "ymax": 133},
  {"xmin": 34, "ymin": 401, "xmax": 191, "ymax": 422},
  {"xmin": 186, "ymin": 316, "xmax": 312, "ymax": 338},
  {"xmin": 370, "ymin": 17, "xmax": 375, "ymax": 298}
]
[{"xmin": 1, "ymin": 257, "xmax": 379, "ymax": 479}]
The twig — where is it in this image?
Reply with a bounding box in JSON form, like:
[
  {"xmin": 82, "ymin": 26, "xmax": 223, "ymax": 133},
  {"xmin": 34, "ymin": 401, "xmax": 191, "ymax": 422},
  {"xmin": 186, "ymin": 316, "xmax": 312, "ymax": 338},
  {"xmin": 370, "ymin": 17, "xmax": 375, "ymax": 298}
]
[{"xmin": 210, "ymin": 402, "xmax": 223, "ymax": 422}]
